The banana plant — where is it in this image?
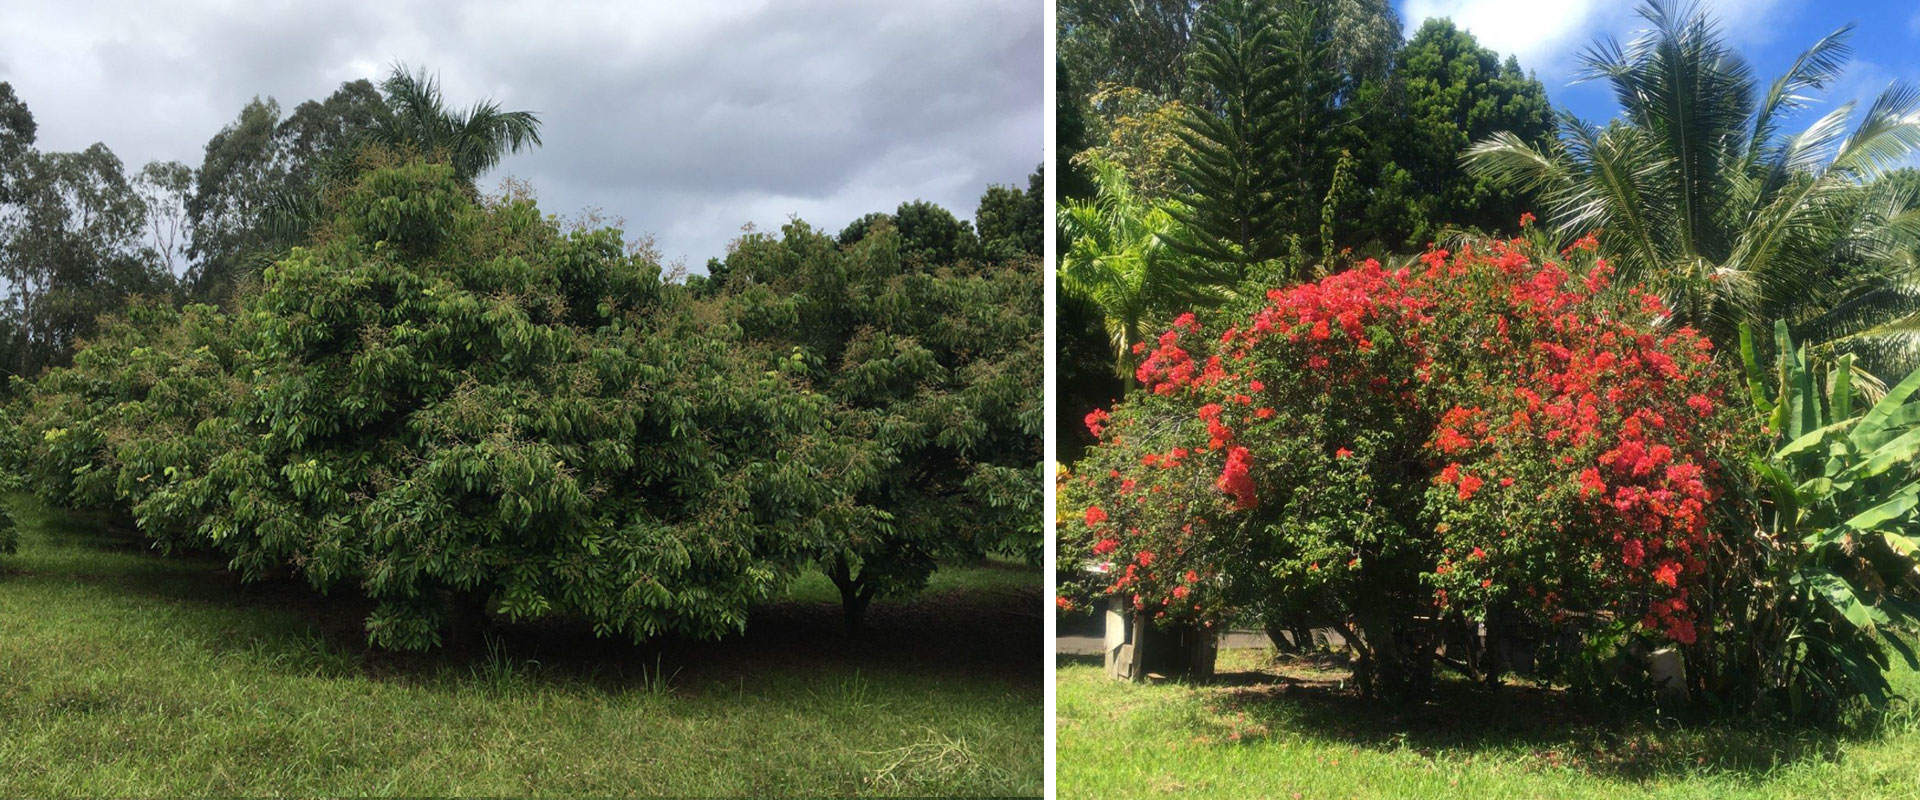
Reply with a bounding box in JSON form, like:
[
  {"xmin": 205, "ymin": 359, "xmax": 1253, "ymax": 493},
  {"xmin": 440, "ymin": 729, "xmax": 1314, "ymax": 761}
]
[{"xmin": 1742, "ymin": 319, "xmax": 1920, "ymax": 710}]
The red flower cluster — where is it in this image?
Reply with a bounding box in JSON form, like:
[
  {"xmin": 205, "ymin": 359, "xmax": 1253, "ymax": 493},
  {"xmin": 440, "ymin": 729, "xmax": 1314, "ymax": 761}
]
[
  {"xmin": 1084, "ymin": 408, "xmax": 1110, "ymax": 438},
  {"xmin": 1064, "ymin": 232, "xmax": 1737, "ymax": 645},
  {"xmin": 1215, "ymin": 446, "xmax": 1256, "ymax": 509}
]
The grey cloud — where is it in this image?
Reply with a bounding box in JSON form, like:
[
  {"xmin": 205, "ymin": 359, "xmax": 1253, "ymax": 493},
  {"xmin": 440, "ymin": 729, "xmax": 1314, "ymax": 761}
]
[{"xmin": 1, "ymin": 0, "xmax": 1041, "ymax": 265}]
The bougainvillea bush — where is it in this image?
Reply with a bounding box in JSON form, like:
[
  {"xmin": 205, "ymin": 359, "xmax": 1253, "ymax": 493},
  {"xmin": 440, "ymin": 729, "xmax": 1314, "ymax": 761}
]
[{"xmin": 1060, "ymin": 230, "xmax": 1747, "ymax": 701}]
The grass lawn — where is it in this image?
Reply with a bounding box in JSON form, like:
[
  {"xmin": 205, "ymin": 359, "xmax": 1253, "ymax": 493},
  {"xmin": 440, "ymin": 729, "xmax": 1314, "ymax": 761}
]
[
  {"xmin": 0, "ymin": 495, "xmax": 1043, "ymax": 797},
  {"xmin": 778, "ymin": 552, "xmax": 1042, "ymax": 604},
  {"xmin": 1058, "ymin": 647, "xmax": 1920, "ymax": 799}
]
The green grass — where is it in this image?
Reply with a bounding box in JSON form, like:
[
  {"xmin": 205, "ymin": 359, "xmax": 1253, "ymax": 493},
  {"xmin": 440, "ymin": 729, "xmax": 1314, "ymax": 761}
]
[
  {"xmin": 777, "ymin": 553, "xmax": 1041, "ymax": 604},
  {"xmin": 1058, "ymin": 649, "xmax": 1920, "ymax": 799},
  {"xmin": 0, "ymin": 495, "xmax": 1042, "ymax": 797}
]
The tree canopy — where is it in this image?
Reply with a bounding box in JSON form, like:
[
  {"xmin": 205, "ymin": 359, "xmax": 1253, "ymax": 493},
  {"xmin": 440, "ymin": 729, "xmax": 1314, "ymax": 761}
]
[{"xmin": 13, "ymin": 155, "xmax": 1042, "ymax": 646}]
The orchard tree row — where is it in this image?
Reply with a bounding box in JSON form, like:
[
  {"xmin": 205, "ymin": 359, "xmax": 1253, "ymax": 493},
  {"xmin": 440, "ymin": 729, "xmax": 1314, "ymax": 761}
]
[{"xmin": 0, "ymin": 68, "xmax": 1042, "ymax": 649}]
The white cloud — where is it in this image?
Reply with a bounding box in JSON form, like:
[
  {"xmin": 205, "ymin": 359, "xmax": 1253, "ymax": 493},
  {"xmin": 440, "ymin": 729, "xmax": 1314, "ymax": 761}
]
[
  {"xmin": 1399, "ymin": 0, "xmax": 1795, "ymax": 82},
  {"xmin": 1400, "ymin": 0, "xmax": 1611, "ymax": 76}
]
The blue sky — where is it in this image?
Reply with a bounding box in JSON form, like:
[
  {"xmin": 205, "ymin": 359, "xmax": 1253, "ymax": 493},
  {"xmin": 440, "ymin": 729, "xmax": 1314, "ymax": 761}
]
[{"xmin": 1395, "ymin": 0, "xmax": 1920, "ymax": 141}]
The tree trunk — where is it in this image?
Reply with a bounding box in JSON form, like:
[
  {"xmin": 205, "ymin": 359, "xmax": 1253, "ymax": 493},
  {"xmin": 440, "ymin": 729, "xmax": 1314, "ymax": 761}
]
[
  {"xmin": 1265, "ymin": 619, "xmax": 1298, "ymax": 653},
  {"xmin": 1352, "ymin": 608, "xmax": 1435, "ymax": 705},
  {"xmin": 827, "ymin": 554, "xmax": 875, "ymax": 633},
  {"xmin": 1480, "ymin": 602, "xmax": 1512, "ymax": 687},
  {"xmin": 1444, "ymin": 608, "xmax": 1483, "ymax": 684},
  {"xmin": 1263, "ymin": 614, "xmax": 1318, "ymax": 654},
  {"xmin": 443, "ymin": 587, "xmax": 492, "ymax": 649}
]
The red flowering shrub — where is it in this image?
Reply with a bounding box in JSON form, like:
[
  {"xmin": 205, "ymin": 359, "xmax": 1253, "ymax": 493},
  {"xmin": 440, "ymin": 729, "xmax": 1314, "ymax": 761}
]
[{"xmin": 1059, "ymin": 232, "xmax": 1742, "ymax": 701}]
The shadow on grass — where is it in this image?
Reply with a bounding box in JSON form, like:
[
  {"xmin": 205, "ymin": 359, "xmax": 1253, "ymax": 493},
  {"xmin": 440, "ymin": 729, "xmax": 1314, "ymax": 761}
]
[
  {"xmin": 6, "ymin": 495, "xmax": 1041, "ymax": 695},
  {"xmin": 1193, "ymin": 652, "xmax": 1893, "ymax": 782},
  {"xmin": 1056, "ymin": 647, "xmax": 1909, "ymax": 783}
]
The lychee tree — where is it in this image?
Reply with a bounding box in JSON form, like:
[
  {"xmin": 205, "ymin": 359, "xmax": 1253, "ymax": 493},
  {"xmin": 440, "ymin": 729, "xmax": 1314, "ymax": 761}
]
[
  {"xmin": 20, "ymin": 159, "xmax": 882, "ymax": 649},
  {"xmin": 715, "ymin": 211, "xmax": 1043, "ymax": 630}
]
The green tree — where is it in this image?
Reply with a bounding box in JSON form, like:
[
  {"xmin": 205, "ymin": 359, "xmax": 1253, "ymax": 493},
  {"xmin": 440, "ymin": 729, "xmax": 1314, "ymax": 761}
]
[
  {"xmin": 184, "ymin": 81, "xmax": 389, "ymax": 301},
  {"xmin": 1363, "ymin": 18, "xmax": 1553, "ymax": 248},
  {"xmin": 1059, "ymin": 0, "xmax": 1396, "ymax": 105},
  {"xmin": 976, "ymin": 166, "xmax": 1045, "ymax": 260},
  {"xmin": 722, "ymin": 203, "xmax": 1041, "ymax": 630},
  {"xmin": 838, "ymin": 200, "xmax": 982, "ymax": 265},
  {"xmin": 1058, "ymin": 56, "xmax": 1097, "ymax": 201},
  {"xmin": 0, "ymin": 82, "xmax": 35, "ymax": 204},
  {"xmin": 1726, "ymin": 322, "xmax": 1920, "ymax": 717},
  {"xmin": 0, "ymin": 142, "xmax": 172, "ymax": 378},
  {"xmin": 132, "ymin": 160, "xmax": 194, "ymax": 276},
  {"xmin": 24, "ymin": 159, "xmax": 869, "ymax": 650},
  {"xmin": 1060, "ymin": 158, "xmax": 1232, "ymax": 388},
  {"xmin": 1166, "ymin": 0, "xmax": 1293, "ymax": 272},
  {"xmin": 1078, "ymin": 84, "xmax": 1189, "ymax": 201},
  {"xmin": 185, "ymin": 97, "xmax": 291, "ymax": 298},
  {"xmin": 186, "ymin": 70, "xmax": 537, "ymax": 302},
  {"xmin": 1059, "ymin": 0, "xmax": 1202, "ymax": 101},
  {"xmin": 1465, "ymin": 1, "xmax": 1920, "ymax": 372},
  {"xmin": 1168, "ymin": 0, "xmax": 1397, "ymax": 277}
]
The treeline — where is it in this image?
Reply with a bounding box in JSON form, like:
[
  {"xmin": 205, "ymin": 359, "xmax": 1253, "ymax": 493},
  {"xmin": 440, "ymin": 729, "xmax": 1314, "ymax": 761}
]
[
  {"xmin": 0, "ymin": 67, "xmax": 1043, "ymax": 648},
  {"xmin": 1056, "ymin": 0, "xmax": 1554, "ymax": 450},
  {"xmin": 1060, "ymin": 0, "xmax": 1551, "ymax": 256},
  {"xmin": 1058, "ymin": 0, "xmax": 1920, "ymax": 452},
  {"xmin": 0, "ymin": 68, "xmax": 542, "ymax": 382}
]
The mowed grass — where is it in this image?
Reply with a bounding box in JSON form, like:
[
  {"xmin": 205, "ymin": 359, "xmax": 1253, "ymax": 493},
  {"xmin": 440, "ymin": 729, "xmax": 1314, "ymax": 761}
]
[
  {"xmin": 0, "ymin": 495, "xmax": 1043, "ymax": 797},
  {"xmin": 778, "ymin": 553, "xmax": 1041, "ymax": 604},
  {"xmin": 1058, "ymin": 647, "xmax": 1920, "ymax": 799}
]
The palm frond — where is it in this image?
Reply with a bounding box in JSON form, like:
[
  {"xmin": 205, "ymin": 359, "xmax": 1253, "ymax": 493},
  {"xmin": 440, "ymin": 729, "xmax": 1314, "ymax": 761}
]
[{"xmin": 1749, "ymin": 23, "xmax": 1854, "ymax": 162}]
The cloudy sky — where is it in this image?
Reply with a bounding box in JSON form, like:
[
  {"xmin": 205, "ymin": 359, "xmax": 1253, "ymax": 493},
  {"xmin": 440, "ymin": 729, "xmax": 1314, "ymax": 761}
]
[
  {"xmin": 0, "ymin": 0, "xmax": 1044, "ymax": 271},
  {"xmin": 1396, "ymin": 0, "xmax": 1920, "ymax": 136}
]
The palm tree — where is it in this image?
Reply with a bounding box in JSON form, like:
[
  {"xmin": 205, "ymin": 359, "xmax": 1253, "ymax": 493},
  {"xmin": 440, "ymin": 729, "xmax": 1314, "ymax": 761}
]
[
  {"xmin": 1059, "ymin": 157, "xmax": 1235, "ymax": 389},
  {"xmin": 1464, "ymin": 0, "xmax": 1920, "ymax": 375},
  {"xmin": 372, "ymin": 64, "xmax": 543, "ymax": 184}
]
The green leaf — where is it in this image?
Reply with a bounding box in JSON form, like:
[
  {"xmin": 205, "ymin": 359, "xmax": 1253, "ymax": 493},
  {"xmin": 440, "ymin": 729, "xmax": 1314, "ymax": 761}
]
[
  {"xmin": 1740, "ymin": 323, "xmax": 1775, "ymax": 418},
  {"xmin": 1883, "ymin": 531, "xmax": 1920, "ymax": 556},
  {"xmin": 1776, "ymin": 319, "xmax": 1820, "ymax": 440},
  {"xmin": 1776, "ymin": 418, "xmax": 1857, "ymax": 460},
  {"xmin": 1852, "ymin": 361, "xmax": 1920, "ymax": 448},
  {"xmin": 1854, "ymin": 427, "xmax": 1920, "ymax": 479},
  {"xmin": 1840, "ymin": 479, "xmax": 1920, "ymax": 530},
  {"xmin": 1831, "ymin": 353, "xmax": 1854, "ymax": 421},
  {"xmin": 1753, "ymin": 458, "xmax": 1802, "ymax": 523}
]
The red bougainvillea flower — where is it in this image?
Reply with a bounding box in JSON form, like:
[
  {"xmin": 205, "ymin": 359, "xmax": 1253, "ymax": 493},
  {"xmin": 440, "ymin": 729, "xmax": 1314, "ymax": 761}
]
[
  {"xmin": 1216, "ymin": 446, "xmax": 1257, "ymax": 509},
  {"xmin": 1056, "ymin": 232, "xmax": 1736, "ymax": 647},
  {"xmin": 1084, "ymin": 408, "xmax": 1111, "ymax": 438}
]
